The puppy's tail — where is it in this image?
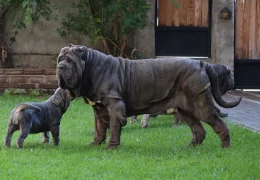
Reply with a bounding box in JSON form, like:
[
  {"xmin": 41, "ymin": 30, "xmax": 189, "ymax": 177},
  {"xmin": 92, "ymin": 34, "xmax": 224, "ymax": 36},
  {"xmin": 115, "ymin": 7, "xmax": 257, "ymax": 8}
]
[{"xmin": 15, "ymin": 104, "xmax": 41, "ymax": 112}]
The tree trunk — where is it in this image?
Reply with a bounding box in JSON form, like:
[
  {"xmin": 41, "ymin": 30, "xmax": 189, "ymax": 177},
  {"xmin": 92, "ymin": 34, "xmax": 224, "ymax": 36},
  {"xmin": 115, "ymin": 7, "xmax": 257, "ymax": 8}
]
[{"xmin": 0, "ymin": 7, "xmax": 13, "ymax": 68}]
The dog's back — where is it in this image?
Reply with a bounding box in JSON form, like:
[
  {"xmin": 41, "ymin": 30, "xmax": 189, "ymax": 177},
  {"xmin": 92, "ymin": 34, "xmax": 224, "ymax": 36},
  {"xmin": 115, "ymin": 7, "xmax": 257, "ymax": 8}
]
[
  {"xmin": 10, "ymin": 104, "xmax": 40, "ymax": 123},
  {"xmin": 9, "ymin": 103, "xmax": 52, "ymax": 133}
]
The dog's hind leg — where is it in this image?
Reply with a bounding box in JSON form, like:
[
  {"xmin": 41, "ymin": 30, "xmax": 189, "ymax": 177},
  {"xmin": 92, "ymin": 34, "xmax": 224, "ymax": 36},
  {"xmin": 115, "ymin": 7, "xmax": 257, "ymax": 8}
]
[
  {"xmin": 178, "ymin": 109, "xmax": 206, "ymax": 146},
  {"xmin": 42, "ymin": 132, "xmax": 50, "ymax": 143},
  {"xmin": 192, "ymin": 90, "xmax": 230, "ymax": 148},
  {"xmin": 17, "ymin": 121, "xmax": 31, "ymax": 148},
  {"xmin": 204, "ymin": 114, "xmax": 230, "ymax": 148},
  {"xmin": 141, "ymin": 114, "xmax": 150, "ymax": 128},
  {"xmin": 4, "ymin": 123, "xmax": 19, "ymax": 148}
]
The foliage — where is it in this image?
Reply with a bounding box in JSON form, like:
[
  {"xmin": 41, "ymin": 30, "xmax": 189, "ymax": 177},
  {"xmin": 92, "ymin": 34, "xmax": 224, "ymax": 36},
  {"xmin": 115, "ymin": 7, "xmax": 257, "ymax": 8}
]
[
  {"xmin": 57, "ymin": 0, "xmax": 150, "ymax": 58},
  {"xmin": 0, "ymin": 0, "xmax": 53, "ymax": 30},
  {"xmin": 0, "ymin": 95, "xmax": 259, "ymax": 179},
  {"xmin": 28, "ymin": 89, "xmax": 41, "ymax": 96},
  {"xmin": 3, "ymin": 88, "xmax": 26, "ymax": 96},
  {"xmin": 3, "ymin": 88, "xmax": 43, "ymax": 96}
]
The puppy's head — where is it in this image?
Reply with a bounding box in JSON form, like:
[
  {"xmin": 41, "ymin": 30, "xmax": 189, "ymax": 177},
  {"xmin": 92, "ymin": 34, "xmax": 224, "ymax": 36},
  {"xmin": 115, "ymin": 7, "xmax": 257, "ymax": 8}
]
[{"xmin": 51, "ymin": 88, "xmax": 74, "ymax": 114}]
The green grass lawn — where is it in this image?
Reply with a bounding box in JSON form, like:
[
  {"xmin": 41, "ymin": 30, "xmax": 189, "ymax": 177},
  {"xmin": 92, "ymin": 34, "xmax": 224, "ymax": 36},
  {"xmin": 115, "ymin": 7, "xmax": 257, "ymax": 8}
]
[{"xmin": 0, "ymin": 95, "xmax": 259, "ymax": 179}]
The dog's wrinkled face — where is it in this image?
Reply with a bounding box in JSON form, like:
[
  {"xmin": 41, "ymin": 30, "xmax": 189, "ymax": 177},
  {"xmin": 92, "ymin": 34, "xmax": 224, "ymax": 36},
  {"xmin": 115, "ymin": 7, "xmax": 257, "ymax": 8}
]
[
  {"xmin": 56, "ymin": 45, "xmax": 86, "ymax": 97},
  {"xmin": 51, "ymin": 88, "xmax": 74, "ymax": 113},
  {"xmin": 213, "ymin": 64, "xmax": 234, "ymax": 95}
]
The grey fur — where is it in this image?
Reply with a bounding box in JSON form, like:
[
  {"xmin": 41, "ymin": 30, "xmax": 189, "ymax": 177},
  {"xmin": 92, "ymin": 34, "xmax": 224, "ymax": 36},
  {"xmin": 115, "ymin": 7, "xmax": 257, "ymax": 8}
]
[
  {"xmin": 56, "ymin": 45, "xmax": 242, "ymax": 149},
  {"xmin": 4, "ymin": 88, "xmax": 73, "ymax": 149}
]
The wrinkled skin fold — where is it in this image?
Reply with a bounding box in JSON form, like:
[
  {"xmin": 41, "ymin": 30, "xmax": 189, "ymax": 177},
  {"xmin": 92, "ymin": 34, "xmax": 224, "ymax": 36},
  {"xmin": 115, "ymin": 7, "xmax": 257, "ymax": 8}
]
[{"xmin": 56, "ymin": 44, "xmax": 242, "ymax": 149}]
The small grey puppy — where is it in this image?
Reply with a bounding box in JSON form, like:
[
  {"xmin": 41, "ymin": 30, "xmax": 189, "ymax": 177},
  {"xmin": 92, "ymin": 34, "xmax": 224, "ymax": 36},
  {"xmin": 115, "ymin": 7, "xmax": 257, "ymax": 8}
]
[{"xmin": 4, "ymin": 88, "xmax": 73, "ymax": 149}]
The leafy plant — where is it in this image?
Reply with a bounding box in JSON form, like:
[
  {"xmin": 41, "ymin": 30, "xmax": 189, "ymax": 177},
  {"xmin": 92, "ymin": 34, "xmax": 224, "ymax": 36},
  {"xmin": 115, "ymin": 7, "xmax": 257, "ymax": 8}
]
[
  {"xmin": 57, "ymin": 0, "xmax": 150, "ymax": 58},
  {"xmin": 3, "ymin": 88, "xmax": 42, "ymax": 96},
  {"xmin": 0, "ymin": 0, "xmax": 53, "ymax": 30},
  {"xmin": 3, "ymin": 88, "xmax": 26, "ymax": 96},
  {"xmin": 28, "ymin": 89, "xmax": 40, "ymax": 96}
]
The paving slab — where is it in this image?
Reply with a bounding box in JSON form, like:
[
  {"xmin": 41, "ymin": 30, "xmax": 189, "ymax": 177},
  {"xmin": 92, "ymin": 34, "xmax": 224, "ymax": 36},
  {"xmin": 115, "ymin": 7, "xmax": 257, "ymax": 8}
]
[{"xmin": 217, "ymin": 93, "xmax": 260, "ymax": 132}]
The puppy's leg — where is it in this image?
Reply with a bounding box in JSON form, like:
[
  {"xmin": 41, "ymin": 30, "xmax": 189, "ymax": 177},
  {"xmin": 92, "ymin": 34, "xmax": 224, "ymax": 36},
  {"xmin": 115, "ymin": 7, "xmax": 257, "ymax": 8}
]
[
  {"xmin": 106, "ymin": 99, "xmax": 127, "ymax": 149},
  {"xmin": 178, "ymin": 109, "xmax": 206, "ymax": 146},
  {"xmin": 90, "ymin": 103, "xmax": 110, "ymax": 145},
  {"xmin": 42, "ymin": 132, "xmax": 50, "ymax": 143},
  {"xmin": 17, "ymin": 121, "xmax": 31, "ymax": 148},
  {"xmin": 141, "ymin": 114, "xmax": 150, "ymax": 128},
  {"xmin": 50, "ymin": 125, "xmax": 60, "ymax": 146},
  {"xmin": 4, "ymin": 122, "xmax": 19, "ymax": 148}
]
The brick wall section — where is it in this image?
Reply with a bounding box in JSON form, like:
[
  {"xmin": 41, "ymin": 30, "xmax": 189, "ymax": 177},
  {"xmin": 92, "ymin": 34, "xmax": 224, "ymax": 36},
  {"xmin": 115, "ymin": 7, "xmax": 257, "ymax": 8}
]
[{"xmin": 0, "ymin": 68, "xmax": 58, "ymax": 93}]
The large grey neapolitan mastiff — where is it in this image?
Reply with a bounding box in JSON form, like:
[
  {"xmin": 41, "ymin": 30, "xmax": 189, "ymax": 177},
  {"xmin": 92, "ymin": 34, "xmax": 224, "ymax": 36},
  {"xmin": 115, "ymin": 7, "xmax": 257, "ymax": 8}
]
[{"xmin": 56, "ymin": 44, "xmax": 242, "ymax": 149}]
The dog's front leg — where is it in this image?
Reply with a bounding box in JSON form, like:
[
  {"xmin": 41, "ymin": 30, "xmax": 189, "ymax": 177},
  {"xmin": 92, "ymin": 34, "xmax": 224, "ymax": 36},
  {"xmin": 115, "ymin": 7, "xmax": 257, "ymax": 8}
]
[
  {"xmin": 50, "ymin": 125, "xmax": 60, "ymax": 146},
  {"xmin": 90, "ymin": 103, "xmax": 110, "ymax": 145},
  {"xmin": 105, "ymin": 99, "xmax": 127, "ymax": 149}
]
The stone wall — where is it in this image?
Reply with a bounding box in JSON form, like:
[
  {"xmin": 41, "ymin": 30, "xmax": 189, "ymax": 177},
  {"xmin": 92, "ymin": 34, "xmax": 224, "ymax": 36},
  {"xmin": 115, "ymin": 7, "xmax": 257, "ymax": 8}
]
[{"xmin": 0, "ymin": 68, "xmax": 57, "ymax": 93}]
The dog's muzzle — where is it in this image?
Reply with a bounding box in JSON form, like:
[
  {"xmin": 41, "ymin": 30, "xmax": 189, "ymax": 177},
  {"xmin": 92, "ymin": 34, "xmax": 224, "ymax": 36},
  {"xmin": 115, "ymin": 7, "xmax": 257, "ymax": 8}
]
[{"xmin": 56, "ymin": 66, "xmax": 66, "ymax": 89}]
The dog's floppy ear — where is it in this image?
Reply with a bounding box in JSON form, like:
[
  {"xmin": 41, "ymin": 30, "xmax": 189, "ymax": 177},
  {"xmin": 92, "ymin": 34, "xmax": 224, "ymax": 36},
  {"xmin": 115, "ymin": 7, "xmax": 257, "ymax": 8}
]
[{"xmin": 51, "ymin": 88, "xmax": 65, "ymax": 107}]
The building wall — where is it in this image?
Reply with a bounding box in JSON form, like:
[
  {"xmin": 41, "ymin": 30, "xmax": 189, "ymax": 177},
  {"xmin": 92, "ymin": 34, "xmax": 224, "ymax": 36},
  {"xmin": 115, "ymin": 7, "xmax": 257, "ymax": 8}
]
[
  {"xmin": 2, "ymin": 0, "xmax": 235, "ymax": 68},
  {"xmin": 211, "ymin": 0, "xmax": 234, "ymax": 69},
  {"xmin": 135, "ymin": 0, "xmax": 235, "ymax": 69},
  {"xmin": 3, "ymin": 0, "xmax": 96, "ymax": 68},
  {"xmin": 134, "ymin": 0, "xmax": 156, "ymax": 59}
]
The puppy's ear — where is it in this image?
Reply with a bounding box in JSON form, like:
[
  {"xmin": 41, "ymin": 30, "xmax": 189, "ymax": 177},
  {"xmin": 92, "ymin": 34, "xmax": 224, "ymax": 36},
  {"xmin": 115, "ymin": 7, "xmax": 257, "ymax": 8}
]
[{"xmin": 51, "ymin": 88, "xmax": 65, "ymax": 107}]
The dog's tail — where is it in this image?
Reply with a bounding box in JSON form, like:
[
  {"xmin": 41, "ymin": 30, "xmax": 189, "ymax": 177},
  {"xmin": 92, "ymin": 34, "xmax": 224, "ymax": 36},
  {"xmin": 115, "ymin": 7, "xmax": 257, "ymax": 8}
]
[
  {"xmin": 206, "ymin": 63, "xmax": 242, "ymax": 108},
  {"xmin": 15, "ymin": 104, "xmax": 41, "ymax": 112}
]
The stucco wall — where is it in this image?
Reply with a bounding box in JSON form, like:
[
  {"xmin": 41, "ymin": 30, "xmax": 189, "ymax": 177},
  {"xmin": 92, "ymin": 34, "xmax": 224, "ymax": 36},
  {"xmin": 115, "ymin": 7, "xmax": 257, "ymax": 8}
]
[
  {"xmin": 211, "ymin": 0, "xmax": 234, "ymax": 69},
  {"xmin": 3, "ymin": 0, "xmax": 96, "ymax": 68},
  {"xmin": 134, "ymin": 0, "xmax": 155, "ymax": 59}
]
